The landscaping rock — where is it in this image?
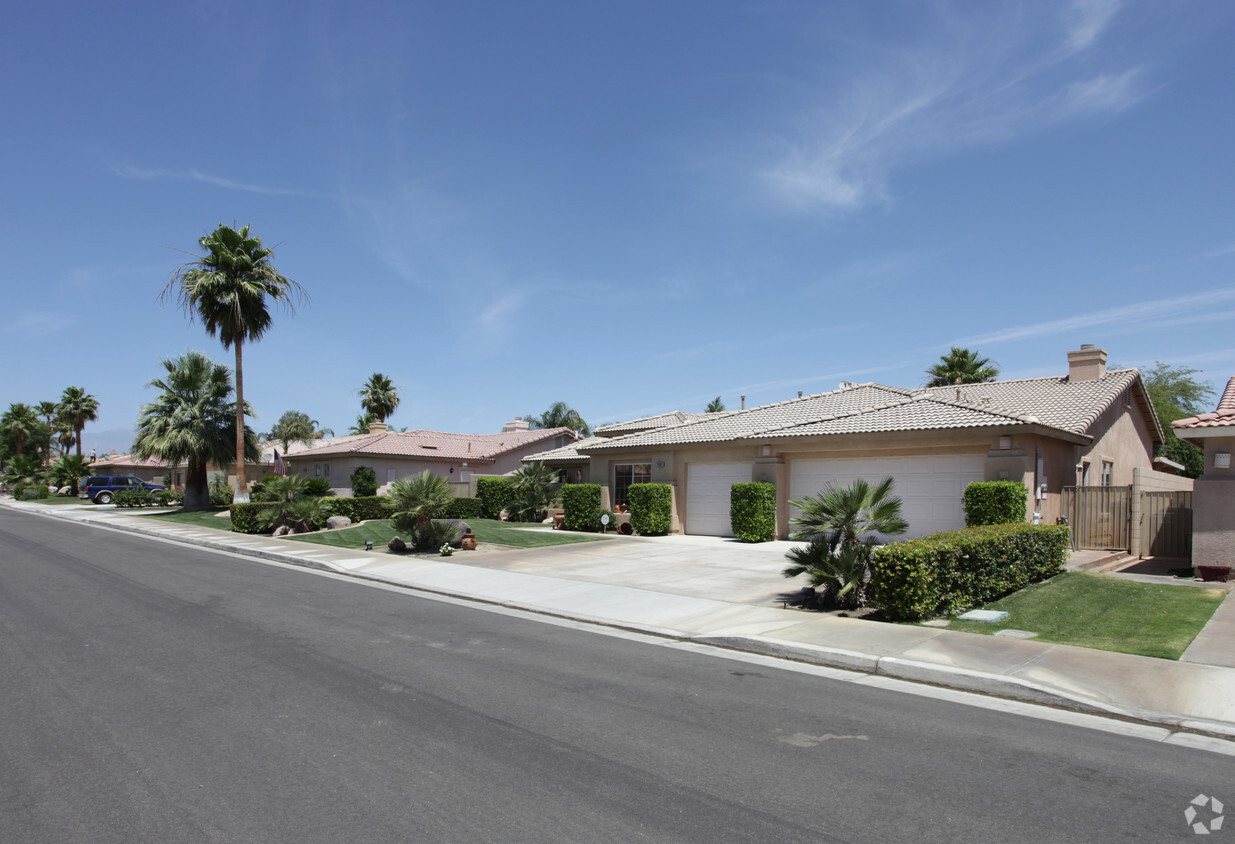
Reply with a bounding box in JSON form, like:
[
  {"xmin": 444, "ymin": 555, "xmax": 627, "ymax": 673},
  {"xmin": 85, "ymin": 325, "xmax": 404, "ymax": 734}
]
[
  {"xmin": 388, "ymin": 536, "xmax": 407, "ymax": 553},
  {"xmin": 272, "ymin": 525, "xmax": 291, "ymax": 537},
  {"xmin": 326, "ymin": 515, "xmax": 352, "ymax": 530}
]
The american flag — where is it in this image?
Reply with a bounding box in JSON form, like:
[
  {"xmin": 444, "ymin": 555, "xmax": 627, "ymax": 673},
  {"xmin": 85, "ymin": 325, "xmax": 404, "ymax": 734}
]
[{"xmin": 273, "ymin": 449, "xmax": 288, "ymax": 476}]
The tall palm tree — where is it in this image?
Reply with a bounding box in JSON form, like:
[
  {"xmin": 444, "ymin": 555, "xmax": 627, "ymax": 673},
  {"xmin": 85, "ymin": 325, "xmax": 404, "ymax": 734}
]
[
  {"xmin": 925, "ymin": 347, "xmax": 999, "ymax": 387},
  {"xmin": 163, "ymin": 224, "xmax": 305, "ymax": 501},
  {"xmin": 527, "ymin": 401, "xmax": 590, "ymax": 436},
  {"xmin": 132, "ymin": 351, "xmax": 259, "ymax": 511},
  {"xmin": 1, "ymin": 403, "xmax": 40, "ymax": 461},
  {"xmin": 388, "ymin": 470, "xmax": 456, "ymax": 549},
  {"xmin": 58, "ymin": 386, "xmax": 99, "ymax": 458},
  {"xmin": 36, "ymin": 401, "xmax": 59, "ymax": 457},
  {"xmin": 358, "ymin": 373, "xmax": 400, "ymax": 423}
]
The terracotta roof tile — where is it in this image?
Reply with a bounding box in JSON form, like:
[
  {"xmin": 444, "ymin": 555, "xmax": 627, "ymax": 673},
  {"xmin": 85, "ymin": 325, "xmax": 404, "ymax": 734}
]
[
  {"xmin": 288, "ymin": 427, "xmax": 574, "ymax": 462},
  {"xmin": 1172, "ymin": 376, "xmax": 1235, "ymax": 431}
]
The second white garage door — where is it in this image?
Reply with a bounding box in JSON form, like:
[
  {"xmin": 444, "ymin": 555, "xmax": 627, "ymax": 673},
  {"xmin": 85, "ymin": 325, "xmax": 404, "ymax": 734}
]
[
  {"xmin": 789, "ymin": 455, "xmax": 984, "ymax": 540},
  {"xmin": 685, "ymin": 462, "xmax": 752, "ymax": 536}
]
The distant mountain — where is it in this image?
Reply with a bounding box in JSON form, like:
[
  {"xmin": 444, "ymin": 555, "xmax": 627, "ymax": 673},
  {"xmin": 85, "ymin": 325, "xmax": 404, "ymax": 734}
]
[{"xmin": 80, "ymin": 428, "xmax": 135, "ymax": 457}]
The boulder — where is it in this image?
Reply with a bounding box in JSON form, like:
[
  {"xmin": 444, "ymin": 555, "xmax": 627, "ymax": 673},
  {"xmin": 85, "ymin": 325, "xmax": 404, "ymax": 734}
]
[
  {"xmin": 326, "ymin": 515, "xmax": 353, "ymax": 530},
  {"xmin": 388, "ymin": 536, "xmax": 407, "ymax": 553},
  {"xmin": 272, "ymin": 525, "xmax": 291, "ymax": 537}
]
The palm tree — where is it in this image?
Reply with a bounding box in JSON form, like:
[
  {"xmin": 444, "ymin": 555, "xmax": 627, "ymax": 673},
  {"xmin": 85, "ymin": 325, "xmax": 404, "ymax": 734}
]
[
  {"xmin": 706, "ymin": 396, "xmax": 725, "ymax": 413},
  {"xmin": 527, "ymin": 401, "xmax": 590, "ymax": 436},
  {"xmin": 507, "ymin": 461, "xmax": 561, "ymax": 522},
  {"xmin": 265, "ymin": 410, "xmax": 332, "ymax": 451},
  {"xmin": 388, "ymin": 470, "xmax": 455, "ymax": 549},
  {"xmin": 1, "ymin": 403, "xmax": 40, "ymax": 461},
  {"xmin": 925, "ymin": 347, "xmax": 999, "ymax": 387},
  {"xmin": 49, "ymin": 454, "xmax": 90, "ymax": 497},
  {"xmin": 358, "ymin": 373, "xmax": 400, "ymax": 423},
  {"xmin": 58, "ymin": 386, "xmax": 99, "ymax": 458},
  {"xmin": 349, "ymin": 412, "xmax": 378, "ymax": 435},
  {"xmin": 132, "ymin": 351, "xmax": 259, "ymax": 511},
  {"xmin": 163, "ymin": 224, "xmax": 305, "ymax": 501},
  {"xmin": 36, "ymin": 401, "xmax": 59, "ymax": 457}
]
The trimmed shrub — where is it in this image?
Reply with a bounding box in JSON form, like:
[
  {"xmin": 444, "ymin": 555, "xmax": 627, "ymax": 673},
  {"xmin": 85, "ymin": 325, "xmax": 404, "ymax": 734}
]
[
  {"xmin": 351, "ymin": 466, "xmax": 378, "ymax": 498},
  {"xmin": 302, "ymin": 477, "xmax": 334, "ymax": 497},
  {"xmin": 15, "ymin": 484, "xmax": 50, "ymax": 501},
  {"xmin": 561, "ymin": 484, "xmax": 602, "ymax": 532},
  {"xmin": 114, "ymin": 488, "xmax": 155, "ymax": 508},
  {"xmin": 154, "ymin": 489, "xmax": 185, "ymax": 507},
  {"xmin": 963, "ymin": 481, "xmax": 1028, "ymax": 527},
  {"xmin": 248, "ymin": 475, "xmax": 283, "ymax": 503},
  {"xmin": 477, "ymin": 477, "xmax": 514, "ymax": 520},
  {"xmin": 320, "ymin": 495, "xmax": 391, "ymax": 523},
  {"xmin": 229, "ymin": 502, "xmax": 268, "ymax": 534},
  {"xmin": 628, "ymin": 483, "xmax": 672, "ymax": 535},
  {"xmin": 870, "ymin": 523, "xmax": 1070, "ymax": 620},
  {"xmin": 441, "ymin": 496, "xmax": 483, "ymax": 519},
  {"xmin": 730, "ymin": 482, "xmax": 776, "ymax": 542}
]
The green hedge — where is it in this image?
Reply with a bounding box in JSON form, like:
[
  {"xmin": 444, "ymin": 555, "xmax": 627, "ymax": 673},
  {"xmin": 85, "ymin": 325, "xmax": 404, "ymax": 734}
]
[
  {"xmin": 441, "ymin": 496, "xmax": 482, "ymax": 519},
  {"xmin": 114, "ymin": 488, "xmax": 157, "ymax": 508},
  {"xmin": 730, "ymin": 482, "xmax": 775, "ymax": 542},
  {"xmin": 321, "ymin": 496, "xmax": 391, "ymax": 523},
  {"xmin": 351, "ymin": 466, "xmax": 378, "ymax": 498},
  {"xmin": 230, "ymin": 501, "xmax": 267, "ymax": 534},
  {"xmin": 963, "ymin": 481, "xmax": 1028, "ymax": 527},
  {"xmin": 561, "ymin": 484, "xmax": 602, "ymax": 532},
  {"xmin": 627, "ymin": 483, "xmax": 672, "ymax": 535},
  {"xmin": 870, "ymin": 523, "xmax": 1070, "ymax": 620},
  {"xmin": 15, "ymin": 484, "xmax": 49, "ymax": 501},
  {"xmin": 477, "ymin": 477, "xmax": 513, "ymax": 519}
]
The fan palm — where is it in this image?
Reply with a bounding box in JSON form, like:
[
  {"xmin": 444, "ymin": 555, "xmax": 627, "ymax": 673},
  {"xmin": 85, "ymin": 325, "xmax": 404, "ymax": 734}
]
[
  {"xmin": 388, "ymin": 470, "xmax": 456, "ymax": 549},
  {"xmin": 1, "ymin": 403, "xmax": 40, "ymax": 460},
  {"xmin": 36, "ymin": 401, "xmax": 59, "ymax": 456},
  {"xmin": 788, "ymin": 476, "xmax": 908, "ymax": 545},
  {"xmin": 265, "ymin": 410, "xmax": 331, "ymax": 451},
  {"xmin": 507, "ymin": 461, "xmax": 560, "ymax": 522},
  {"xmin": 358, "ymin": 373, "xmax": 400, "ymax": 423},
  {"xmin": 527, "ymin": 401, "xmax": 590, "ymax": 436},
  {"xmin": 2, "ymin": 454, "xmax": 45, "ymax": 491},
  {"xmin": 49, "ymin": 454, "xmax": 90, "ymax": 496},
  {"xmin": 925, "ymin": 347, "xmax": 999, "ymax": 387},
  {"xmin": 132, "ymin": 352, "xmax": 259, "ymax": 511},
  {"xmin": 349, "ymin": 412, "xmax": 379, "ymax": 435},
  {"xmin": 163, "ymin": 224, "xmax": 305, "ymax": 501},
  {"xmin": 783, "ymin": 533, "xmax": 878, "ymax": 609},
  {"xmin": 58, "ymin": 386, "xmax": 99, "ymax": 458}
]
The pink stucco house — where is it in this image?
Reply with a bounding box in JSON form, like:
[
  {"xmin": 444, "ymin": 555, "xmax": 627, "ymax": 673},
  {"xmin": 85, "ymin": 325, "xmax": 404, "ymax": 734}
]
[{"xmin": 1172, "ymin": 377, "xmax": 1235, "ymax": 566}]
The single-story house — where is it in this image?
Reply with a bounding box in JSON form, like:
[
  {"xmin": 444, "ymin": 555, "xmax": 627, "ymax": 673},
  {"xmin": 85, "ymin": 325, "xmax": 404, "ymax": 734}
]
[
  {"xmin": 283, "ymin": 418, "xmax": 579, "ymax": 496},
  {"xmin": 84, "ymin": 453, "xmax": 171, "ymax": 484},
  {"xmin": 1171, "ymin": 376, "xmax": 1235, "ymax": 566},
  {"xmin": 524, "ymin": 346, "xmax": 1166, "ymax": 539}
]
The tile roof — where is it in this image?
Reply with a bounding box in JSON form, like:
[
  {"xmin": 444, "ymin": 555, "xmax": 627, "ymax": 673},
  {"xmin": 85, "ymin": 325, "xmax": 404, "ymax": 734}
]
[
  {"xmin": 86, "ymin": 453, "xmax": 170, "ymax": 469},
  {"xmin": 287, "ymin": 427, "xmax": 574, "ymax": 462},
  {"xmin": 521, "ymin": 435, "xmax": 607, "ymax": 464},
  {"xmin": 1172, "ymin": 376, "xmax": 1235, "ymax": 431},
  {"xmin": 594, "ymin": 411, "xmax": 726, "ymax": 435}
]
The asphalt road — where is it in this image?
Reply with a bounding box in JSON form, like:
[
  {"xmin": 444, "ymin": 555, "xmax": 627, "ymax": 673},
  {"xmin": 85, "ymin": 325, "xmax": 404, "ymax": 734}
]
[{"xmin": 0, "ymin": 508, "xmax": 1228, "ymax": 843}]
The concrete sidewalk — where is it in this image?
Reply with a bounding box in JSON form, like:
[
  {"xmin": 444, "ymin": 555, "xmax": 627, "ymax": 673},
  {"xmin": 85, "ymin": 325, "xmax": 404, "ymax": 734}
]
[{"xmin": 7, "ymin": 498, "xmax": 1235, "ymax": 737}]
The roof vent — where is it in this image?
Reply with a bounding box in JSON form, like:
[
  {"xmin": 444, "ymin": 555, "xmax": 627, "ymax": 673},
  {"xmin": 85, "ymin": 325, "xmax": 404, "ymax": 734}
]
[
  {"xmin": 1067, "ymin": 346, "xmax": 1108, "ymax": 382},
  {"xmin": 741, "ymin": 395, "xmax": 746, "ymax": 410},
  {"xmin": 840, "ymin": 381, "xmax": 856, "ymax": 389}
]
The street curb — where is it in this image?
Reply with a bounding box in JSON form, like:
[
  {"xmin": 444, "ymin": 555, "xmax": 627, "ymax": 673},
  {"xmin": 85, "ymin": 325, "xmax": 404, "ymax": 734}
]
[{"xmin": 9, "ymin": 500, "xmax": 1235, "ymax": 739}]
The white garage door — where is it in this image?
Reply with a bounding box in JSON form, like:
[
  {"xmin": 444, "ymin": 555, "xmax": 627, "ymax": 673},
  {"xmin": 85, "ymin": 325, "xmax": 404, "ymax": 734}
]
[
  {"xmin": 789, "ymin": 455, "xmax": 984, "ymax": 540},
  {"xmin": 686, "ymin": 462, "xmax": 752, "ymax": 536}
]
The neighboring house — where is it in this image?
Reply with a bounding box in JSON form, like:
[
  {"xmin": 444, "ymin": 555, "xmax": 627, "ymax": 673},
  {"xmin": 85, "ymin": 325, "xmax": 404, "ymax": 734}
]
[
  {"xmin": 283, "ymin": 419, "xmax": 579, "ymax": 496},
  {"xmin": 83, "ymin": 453, "xmax": 170, "ymax": 484},
  {"xmin": 525, "ymin": 346, "xmax": 1164, "ymax": 539},
  {"xmin": 1171, "ymin": 377, "xmax": 1235, "ymax": 566}
]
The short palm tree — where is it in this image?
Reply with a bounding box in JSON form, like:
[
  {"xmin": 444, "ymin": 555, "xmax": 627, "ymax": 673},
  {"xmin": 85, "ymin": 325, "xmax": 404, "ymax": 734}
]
[
  {"xmin": 359, "ymin": 373, "xmax": 400, "ymax": 424},
  {"xmin": 388, "ymin": 470, "xmax": 456, "ymax": 549},
  {"xmin": 59, "ymin": 386, "xmax": 99, "ymax": 459},
  {"xmin": 507, "ymin": 461, "xmax": 560, "ymax": 522},
  {"xmin": 132, "ymin": 351, "xmax": 260, "ymax": 511},
  {"xmin": 925, "ymin": 347, "xmax": 999, "ymax": 387},
  {"xmin": 49, "ymin": 454, "xmax": 90, "ymax": 496},
  {"xmin": 163, "ymin": 224, "xmax": 305, "ymax": 501},
  {"xmin": 706, "ymin": 396, "xmax": 725, "ymax": 413},
  {"xmin": 2, "ymin": 455, "xmax": 45, "ymax": 492}
]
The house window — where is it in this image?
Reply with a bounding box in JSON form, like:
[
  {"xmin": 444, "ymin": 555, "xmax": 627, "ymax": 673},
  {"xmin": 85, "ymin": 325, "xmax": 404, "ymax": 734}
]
[
  {"xmin": 323, "ymin": 463, "xmax": 330, "ymax": 478},
  {"xmin": 1101, "ymin": 461, "xmax": 1113, "ymax": 487},
  {"xmin": 1081, "ymin": 461, "xmax": 1091, "ymax": 486},
  {"xmin": 614, "ymin": 463, "xmax": 651, "ymax": 507}
]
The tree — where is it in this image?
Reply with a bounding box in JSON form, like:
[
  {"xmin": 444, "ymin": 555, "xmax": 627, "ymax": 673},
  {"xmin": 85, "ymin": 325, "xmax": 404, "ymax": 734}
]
[
  {"xmin": 264, "ymin": 410, "xmax": 331, "ymax": 451},
  {"xmin": 784, "ymin": 477, "xmax": 909, "ymax": 608},
  {"xmin": 163, "ymin": 224, "xmax": 305, "ymax": 501},
  {"xmin": 359, "ymin": 373, "xmax": 400, "ymax": 423},
  {"xmin": 1142, "ymin": 362, "xmax": 1215, "ymax": 479},
  {"xmin": 507, "ymin": 461, "xmax": 560, "ymax": 522},
  {"xmin": 132, "ymin": 351, "xmax": 259, "ymax": 511},
  {"xmin": 49, "ymin": 454, "xmax": 90, "ymax": 496},
  {"xmin": 349, "ymin": 412, "xmax": 379, "ymax": 435},
  {"xmin": 58, "ymin": 386, "xmax": 99, "ymax": 459},
  {"xmin": 36, "ymin": 401, "xmax": 59, "ymax": 457},
  {"xmin": 1, "ymin": 403, "xmax": 41, "ymax": 464},
  {"xmin": 527, "ymin": 401, "xmax": 590, "ymax": 436},
  {"xmin": 925, "ymin": 347, "xmax": 999, "ymax": 387},
  {"xmin": 388, "ymin": 470, "xmax": 456, "ymax": 550},
  {"xmin": 706, "ymin": 396, "xmax": 726, "ymax": 413}
]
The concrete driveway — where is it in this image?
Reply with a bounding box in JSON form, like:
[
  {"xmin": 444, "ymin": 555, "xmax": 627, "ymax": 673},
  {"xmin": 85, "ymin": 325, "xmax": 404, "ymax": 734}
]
[{"xmin": 456, "ymin": 532, "xmax": 807, "ymax": 607}]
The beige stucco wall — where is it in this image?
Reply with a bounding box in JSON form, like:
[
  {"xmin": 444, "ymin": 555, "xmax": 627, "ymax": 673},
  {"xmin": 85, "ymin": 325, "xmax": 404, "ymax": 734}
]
[{"xmin": 1193, "ymin": 435, "xmax": 1235, "ymax": 566}]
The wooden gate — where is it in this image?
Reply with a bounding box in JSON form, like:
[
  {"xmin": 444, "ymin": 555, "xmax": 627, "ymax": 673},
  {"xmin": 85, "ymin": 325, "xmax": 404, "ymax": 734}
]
[
  {"xmin": 1139, "ymin": 491, "xmax": 1193, "ymax": 559},
  {"xmin": 1061, "ymin": 486, "xmax": 1131, "ymax": 551}
]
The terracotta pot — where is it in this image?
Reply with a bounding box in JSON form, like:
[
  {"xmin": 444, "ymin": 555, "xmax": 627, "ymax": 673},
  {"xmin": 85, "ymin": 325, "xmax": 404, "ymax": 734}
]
[
  {"xmin": 461, "ymin": 533, "xmax": 477, "ymax": 551},
  {"xmin": 553, "ymin": 513, "xmax": 565, "ymax": 530},
  {"xmin": 1197, "ymin": 565, "xmax": 1231, "ymax": 583}
]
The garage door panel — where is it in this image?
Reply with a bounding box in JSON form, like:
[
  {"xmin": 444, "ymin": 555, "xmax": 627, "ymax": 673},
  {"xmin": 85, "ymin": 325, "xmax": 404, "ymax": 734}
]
[{"xmin": 686, "ymin": 462, "xmax": 751, "ymax": 536}]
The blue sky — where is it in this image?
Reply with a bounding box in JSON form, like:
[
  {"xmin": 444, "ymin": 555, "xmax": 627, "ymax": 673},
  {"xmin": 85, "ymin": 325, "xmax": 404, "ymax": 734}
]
[{"xmin": 4, "ymin": 0, "xmax": 1233, "ymax": 453}]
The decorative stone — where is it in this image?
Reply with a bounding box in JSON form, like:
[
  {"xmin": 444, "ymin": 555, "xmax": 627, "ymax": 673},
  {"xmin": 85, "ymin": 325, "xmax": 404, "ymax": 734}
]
[
  {"xmin": 326, "ymin": 515, "xmax": 352, "ymax": 530},
  {"xmin": 388, "ymin": 536, "xmax": 407, "ymax": 553},
  {"xmin": 272, "ymin": 525, "xmax": 291, "ymax": 537},
  {"xmin": 957, "ymin": 609, "xmax": 1009, "ymax": 623},
  {"xmin": 995, "ymin": 629, "xmax": 1039, "ymax": 639}
]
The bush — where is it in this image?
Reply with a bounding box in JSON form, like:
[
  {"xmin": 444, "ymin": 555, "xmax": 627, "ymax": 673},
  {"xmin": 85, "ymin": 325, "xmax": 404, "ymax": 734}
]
[
  {"xmin": 963, "ymin": 481, "xmax": 1028, "ymax": 527},
  {"xmin": 628, "ymin": 483, "xmax": 672, "ymax": 535},
  {"xmin": 870, "ymin": 523, "xmax": 1070, "ymax": 620},
  {"xmin": 441, "ymin": 496, "xmax": 482, "ymax": 519},
  {"xmin": 320, "ymin": 496, "xmax": 391, "ymax": 523},
  {"xmin": 561, "ymin": 484, "xmax": 602, "ymax": 532},
  {"xmin": 248, "ymin": 474, "xmax": 283, "ymax": 503},
  {"xmin": 351, "ymin": 466, "xmax": 378, "ymax": 498},
  {"xmin": 154, "ymin": 489, "xmax": 185, "ymax": 507},
  {"xmin": 15, "ymin": 484, "xmax": 49, "ymax": 501},
  {"xmin": 730, "ymin": 482, "xmax": 775, "ymax": 542},
  {"xmin": 114, "ymin": 488, "xmax": 155, "ymax": 508},
  {"xmin": 302, "ymin": 477, "xmax": 334, "ymax": 497},
  {"xmin": 229, "ymin": 502, "xmax": 267, "ymax": 534},
  {"xmin": 477, "ymin": 477, "xmax": 514, "ymax": 520},
  {"xmin": 208, "ymin": 475, "xmax": 233, "ymax": 506}
]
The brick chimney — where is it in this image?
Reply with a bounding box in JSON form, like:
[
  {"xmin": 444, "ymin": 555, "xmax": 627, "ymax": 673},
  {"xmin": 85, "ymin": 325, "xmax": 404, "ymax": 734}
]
[{"xmin": 1067, "ymin": 344, "xmax": 1107, "ymax": 381}]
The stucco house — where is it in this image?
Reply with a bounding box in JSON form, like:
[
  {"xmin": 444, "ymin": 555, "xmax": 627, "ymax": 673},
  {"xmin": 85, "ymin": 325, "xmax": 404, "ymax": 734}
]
[
  {"xmin": 1171, "ymin": 376, "xmax": 1235, "ymax": 566},
  {"xmin": 525, "ymin": 346, "xmax": 1165, "ymax": 539},
  {"xmin": 283, "ymin": 419, "xmax": 579, "ymax": 496}
]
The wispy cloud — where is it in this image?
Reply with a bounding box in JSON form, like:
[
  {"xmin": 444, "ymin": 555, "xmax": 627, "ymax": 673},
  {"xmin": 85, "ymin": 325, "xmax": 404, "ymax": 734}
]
[
  {"xmin": 956, "ymin": 288, "xmax": 1235, "ymax": 347},
  {"xmin": 9, "ymin": 311, "xmax": 75, "ymax": 336},
  {"xmin": 754, "ymin": 1, "xmax": 1143, "ymax": 211},
  {"xmin": 113, "ymin": 165, "xmax": 339, "ymax": 199},
  {"xmin": 1202, "ymin": 243, "xmax": 1235, "ymax": 259}
]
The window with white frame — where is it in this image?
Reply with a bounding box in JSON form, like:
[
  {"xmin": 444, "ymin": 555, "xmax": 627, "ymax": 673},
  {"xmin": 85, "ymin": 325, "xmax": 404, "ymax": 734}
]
[
  {"xmin": 614, "ymin": 463, "xmax": 651, "ymax": 508},
  {"xmin": 1101, "ymin": 460, "xmax": 1113, "ymax": 487}
]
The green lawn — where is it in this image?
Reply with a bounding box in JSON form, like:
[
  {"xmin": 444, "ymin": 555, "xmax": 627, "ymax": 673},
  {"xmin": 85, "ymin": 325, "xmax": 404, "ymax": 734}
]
[
  {"xmin": 137, "ymin": 508, "xmax": 234, "ymax": 530},
  {"xmin": 286, "ymin": 518, "xmax": 610, "ymax": 550},
  {"xmin": 32, "ymin": 496, "xmax": 95, "ymax": 505},
  {"xmin": 941, "ymin": 572, "xmax": 1226, "ymax": 660}
]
